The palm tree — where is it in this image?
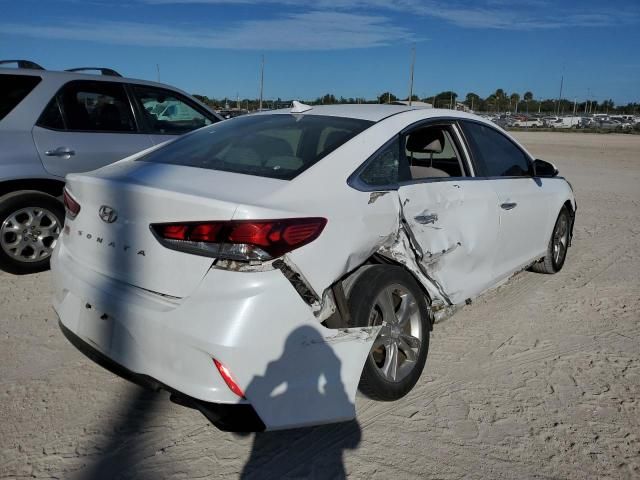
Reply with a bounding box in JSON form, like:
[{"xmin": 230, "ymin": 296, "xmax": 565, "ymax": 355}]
[
  {"xmin": 510, "ymin": 93, "xmax": 520, "ymax": 113},
  {"xmin": 523, "ymin": 91, "xmax": 533, "ymax": 114},
  {"xmin": 495, "ymin": 89, "xmax": 505, "ymax": 113},
  {"xmin": 465, "ymin": 92, "xmax": 480, "ymax": 111}
]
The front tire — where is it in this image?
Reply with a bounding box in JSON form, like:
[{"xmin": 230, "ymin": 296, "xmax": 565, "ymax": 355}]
[
  {"xmin": 0, "ymin": 191, "xmax": 64, "ymax": 275},
  {"xmin": 348, "ymin": 266, "xmax": 431, "ymax": 401},
  {"xmin": 531, "ymin": 206, "xmax": 571, "ymax": 274}
]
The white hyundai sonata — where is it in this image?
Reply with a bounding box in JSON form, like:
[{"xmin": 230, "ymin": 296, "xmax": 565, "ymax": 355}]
[{"xmin": 52, "ymin": 103, "xmax": 576, "ymax": 431}]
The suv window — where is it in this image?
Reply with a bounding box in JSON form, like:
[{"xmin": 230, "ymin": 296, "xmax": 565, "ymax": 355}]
[
  {"xmin": 460, "ymin": 121, "xmax": 531, "ymax": 177},
  {"xmin": 51, "ymin": 81, "xmax": 136, "ymax": 133},
  {"xmin": 38, "ymin": 97, "xmax": 65, "ymax": 130},
  {"xmin": 133, "ymin": 86, "xmax": 214, "ymax": 135},
  {"xmin": 139, "ymin": 114, "xmax": 373, "ymax": 180},
  {"xmin": 404, "ymin": 125, "xmax": 466, "ymax": 179},
  {"xmin": 0, "ymin": 74, "xmax": 41, "ymax": 121}
]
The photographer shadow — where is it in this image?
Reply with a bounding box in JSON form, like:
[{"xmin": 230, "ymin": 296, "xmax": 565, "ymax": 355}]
[{"xmin": 239, "ymin": 325, "xmax": 362, "ymax": 479}]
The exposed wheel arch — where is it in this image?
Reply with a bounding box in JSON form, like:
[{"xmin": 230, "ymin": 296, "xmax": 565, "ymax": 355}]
[{"xmin": 324, "ymin": 254, "xmax": 434, "ymax": 331}]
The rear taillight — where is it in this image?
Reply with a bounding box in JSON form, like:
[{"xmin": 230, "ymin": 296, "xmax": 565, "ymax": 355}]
[
  {"xmin": 63, "ymin": 187, "xmax": 81, "ymax": 220},
  {"xmin": 151, "ymin": 217, "xmax": 327, "ymax": 261}
]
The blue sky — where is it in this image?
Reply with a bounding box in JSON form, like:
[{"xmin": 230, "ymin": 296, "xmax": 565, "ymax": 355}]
[{"xmin": 1, "ymin": 0, "xmax": 639, "ymax": 103}]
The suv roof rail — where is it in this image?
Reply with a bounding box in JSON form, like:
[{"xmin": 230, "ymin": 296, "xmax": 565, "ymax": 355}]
[
  {"xmin": 0, "ymin": 59, "xmax": 45, "ymax": 70},
  {"xmin": 65, "ymin": 67, "xmax": 122, "ymax": 77}
]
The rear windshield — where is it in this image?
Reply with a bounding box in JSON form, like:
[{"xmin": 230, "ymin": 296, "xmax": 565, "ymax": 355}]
[
  {"xmin": 138, "ymin": 114, "xmax": 374, "ymax": 180},
  {"xmin": 0, "ymin": 74, "xmax": 42, "ymax": 121}
]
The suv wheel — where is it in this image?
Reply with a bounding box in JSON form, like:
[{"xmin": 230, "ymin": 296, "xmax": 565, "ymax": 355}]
[
  {"xmin": 0, "ymin": 191, "xmax": 64, "ymax": 275},
  {"xmin": 348, "ymin": 266, "xmax": 431, "ymax": 401}
]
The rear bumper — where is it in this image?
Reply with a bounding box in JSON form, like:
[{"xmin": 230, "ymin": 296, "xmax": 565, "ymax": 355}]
[
  {"xmin": 58, "ymin": 319, "xmax": 266, "ymax": 432},
  {"xmin": 52, "ymin": 240, "xmax": 378, "ymax": 430}
]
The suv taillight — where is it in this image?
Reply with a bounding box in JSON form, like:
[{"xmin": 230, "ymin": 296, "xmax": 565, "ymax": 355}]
[
  {"xmin": 151, "ymin": 218, "xmax": 327, "ymax": 261},
  {"xmin": 63, "ymin": 187, "xmax": 81, "ymax": 219}
]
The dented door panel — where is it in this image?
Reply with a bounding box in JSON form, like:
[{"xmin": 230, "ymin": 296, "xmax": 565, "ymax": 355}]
[{"xmin": 398, "ymin": 180, "xmax": 501, "ymax": 304}]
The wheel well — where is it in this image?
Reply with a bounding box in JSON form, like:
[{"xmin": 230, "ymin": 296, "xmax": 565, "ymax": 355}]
[
  {"xmin": 563, "ymin": 199, "xmax": 574, "ymax": 215},
  {"xmin": 324, "ymin": 254, "xmax": 434, "ymax": 329},
  {"xmin": 0, "ymin": 179, "xmax": 65, "ymax": 200},
  {"xmin": 563, "ymin": 199, "xmax": 576, "ymax": 246}
]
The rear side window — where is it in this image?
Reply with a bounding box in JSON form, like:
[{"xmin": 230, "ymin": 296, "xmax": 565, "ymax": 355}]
[
  {"xmin": 359, "ymin": 137, "xmax": 406, "ymax": 187},
  {"xmin": 38, "ymin": 97, "xmax": 65, "ymax": 130},
  {"xmin": 0, "ymin": 74, "xmax": 41, "ymax": 121},
  {"xmin": 132, "ymin": 85, "xmax": 215, "ymax": 135},
  {"xmin": 138, "ymin": 114, "xmax": 373, "ymax": 180},
  {"xmin": 460, "ymin": 121, "xmax": 531, "ymax": 177},
  {"xmin": 42, "ymin": 80, "xmax": 136, "ymax": 133}
]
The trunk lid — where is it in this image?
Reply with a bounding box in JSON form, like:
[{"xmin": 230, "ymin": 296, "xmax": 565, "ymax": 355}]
[{"xmin": 62, "ymin": 161, "xmax": 287, "ymax": 297}]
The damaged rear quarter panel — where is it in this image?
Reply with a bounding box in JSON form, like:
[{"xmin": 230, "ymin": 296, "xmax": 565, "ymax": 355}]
[{"xmin": 232, "ymin": 184, "xmax": 403, "ymax": 302}]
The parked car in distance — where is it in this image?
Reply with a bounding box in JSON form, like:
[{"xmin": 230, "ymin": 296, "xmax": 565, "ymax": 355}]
[
  {"xmin": 597, "ymin": 120, "xmax": 622, "ymax": 130},
  {"xmin": 511, "ymin": 116, "xmax": 542, "ymax": 128},
  {"xmin": 0, "ymin": 60, "xmax": 222, "ymax": 274},
  {"xmin": 52, "ymin": 103, "xmax": 576, "ymax": 431}
]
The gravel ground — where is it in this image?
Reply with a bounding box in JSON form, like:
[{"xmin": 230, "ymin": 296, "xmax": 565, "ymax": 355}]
[{"xmin": 1, "ymin": 132, "xmax": 639, "ymax": 479}]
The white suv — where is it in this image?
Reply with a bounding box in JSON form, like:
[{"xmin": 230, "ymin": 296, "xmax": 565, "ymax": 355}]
[{"xmin": 0, "ymin": 60, "xmax": 221, "ymax": 274}]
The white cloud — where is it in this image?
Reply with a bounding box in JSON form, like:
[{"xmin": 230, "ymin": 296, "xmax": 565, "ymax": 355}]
[
  {"xmin": 142, "ymin": 0, "xmax": 638, "ymax": 30},
  {"xmin": 0, "ymin": 11, "xmax": 416, "ymax": 50}
]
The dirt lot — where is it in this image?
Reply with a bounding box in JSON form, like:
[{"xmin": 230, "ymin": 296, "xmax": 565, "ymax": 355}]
[{"xmin": 1, "ymin": 132, "xmax": 639, "ymax": 479}]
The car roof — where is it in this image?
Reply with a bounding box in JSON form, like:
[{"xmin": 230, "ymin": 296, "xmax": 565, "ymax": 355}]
[
  {"xmin": 259, "ymin": 104, "xmax": 485, "ymax": 124},
  {"xmin": 0, "ymin": 67, "xmax": 176, "ymax": 89}
]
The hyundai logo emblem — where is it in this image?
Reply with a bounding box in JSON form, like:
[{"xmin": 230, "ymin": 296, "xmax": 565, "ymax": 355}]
[{"xmin": 98, "ymin": 206, "xmax": 118, "ymax": 223}]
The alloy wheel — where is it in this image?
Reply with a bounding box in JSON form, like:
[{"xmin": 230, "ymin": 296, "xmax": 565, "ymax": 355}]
[
  {"xmin": 553, "ymin": 212, "xmax": 569, "ymax": 267},
  {"xmin": 368, "ymin": 284, "xmax": 423, "ymax": 383},
  {"xmin": 0, "ymin": 207, "xmax": 61, "ymax": 263}
]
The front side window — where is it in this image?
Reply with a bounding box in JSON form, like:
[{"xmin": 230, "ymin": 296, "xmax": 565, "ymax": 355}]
[
  {"xmin": 404, "ymin": 125, "xmax": 466, "ymax": 179},
  {"xmin": 133, "ymin": 86, "xmax": 214, "ymax": 135},
  {"xmin": 56, "ymin": 81, "xmax": 136, "ymax": 132},
  {"xmin": 460, "ymin": 121, "xmax": 531, "ymax": 177},
  {"xmin": 139, "ymin": 114, "xmax": 373, "ymax": 180},
  {"xmin": 0, "ymin": 74, "xmax": 41, "ymax": 121}
]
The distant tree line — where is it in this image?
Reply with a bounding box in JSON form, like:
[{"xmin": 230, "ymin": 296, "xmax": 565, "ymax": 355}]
[{"xmin": 193, "ymin": 91, "xmax": 639, "ymax": 115}]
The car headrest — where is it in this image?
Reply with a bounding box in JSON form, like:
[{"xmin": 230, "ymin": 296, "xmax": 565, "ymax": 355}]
[
  {"xmin": 406, "ymin": 128, "xmax": 444, "ymax": 154},
  {"xmin": 323, "ymin": 130, "xmax": 351, "ymax": 151}
]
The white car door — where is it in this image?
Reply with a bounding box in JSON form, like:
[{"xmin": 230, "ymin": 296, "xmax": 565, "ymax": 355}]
[
  {"xmin": 396, "ymin": 123, "xmax": 501, "ymax": 305},
  {"xmin": 32, "ymin": 80, "xmax": 153, "ymax": 177},
  {"xmin": 459, "ymin": 121, "xmax": 550, "ymax": 280}
]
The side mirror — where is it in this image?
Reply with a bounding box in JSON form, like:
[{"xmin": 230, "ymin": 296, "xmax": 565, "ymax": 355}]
[{"xmin": 534, "ymin": 159, "xmax": 559, "ymax": 177}]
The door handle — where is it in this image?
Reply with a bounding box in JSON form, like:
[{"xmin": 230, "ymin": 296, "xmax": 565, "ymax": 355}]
[
  {"xmin": 414, "ymin": 213, "xmax": 438, "ymax": 224},
  {"xmin": 500, "ymin": 202, "xmax": 517, "ymax": 210},
  {"xmin": 45, "ymin": 147, "xmax": 75, "ymax": 157}
]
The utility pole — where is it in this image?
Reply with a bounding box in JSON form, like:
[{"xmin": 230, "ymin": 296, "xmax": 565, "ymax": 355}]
[
  {"xmin": 408, "ymin": 45, "xmax": 415, "ymax": 106},
  {"xmin": 259, "ymin": 55, "xmax": 265, "ymax": 111},
  {"xmin": 156, "ymin": 64, "xmax": 160, "ymax": 82},
  {"xmin": 585, "ymin": 88, "xmax": 590, "ymax": 114},
  {"xmin": 557, "ymin": 75, "xmax": 564, "ymax": 115}
]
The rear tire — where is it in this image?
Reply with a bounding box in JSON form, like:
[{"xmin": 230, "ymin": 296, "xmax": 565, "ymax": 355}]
[
  {"xmin": 531, "ymin": 206, "xmax": 571, "ymax": 274},
  {"xmin": 348, "ymin": 266, "xmax": 430, "ymax": 401},
  {"xmin": 0, "ymin": 191, "xmax": 64, "ymax": 275}
]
